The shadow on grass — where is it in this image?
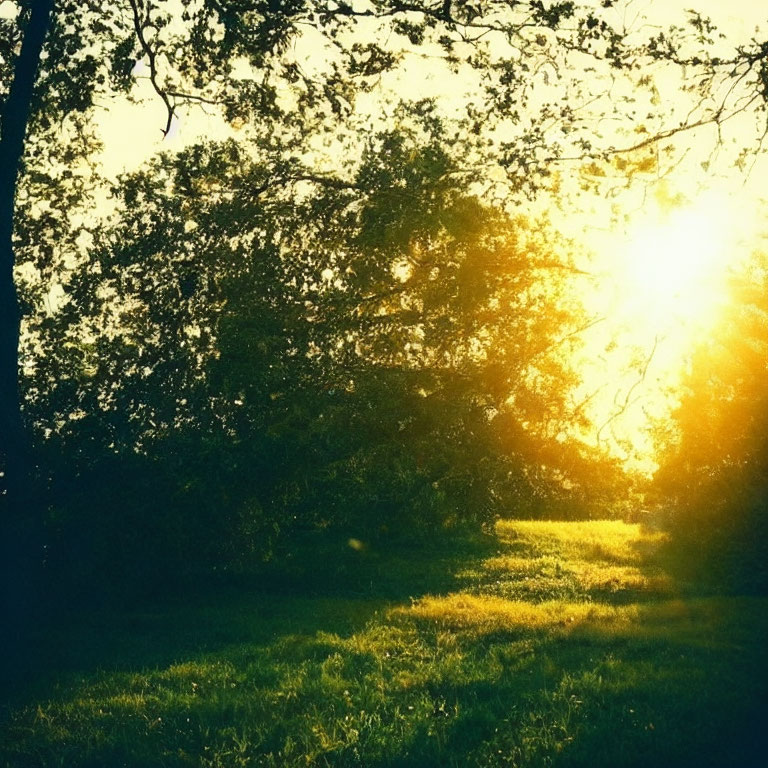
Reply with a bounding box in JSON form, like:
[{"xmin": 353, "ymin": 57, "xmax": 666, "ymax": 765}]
[
  {"xmin": 3, "ymin": 521, "xmax": 767, "ymax": 768},
  {"xmin": 3, "ymin": 529, "xmax": 498, "ymax": 703}
]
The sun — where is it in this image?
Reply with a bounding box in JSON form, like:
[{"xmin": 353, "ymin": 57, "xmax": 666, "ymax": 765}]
[
  {"xmin": 569, "ymin": 186, "xmax": 754, "ymax": 472},
  {"xmin": 616, "ymin": 191, "xmax": 736, "ymax": 330}
]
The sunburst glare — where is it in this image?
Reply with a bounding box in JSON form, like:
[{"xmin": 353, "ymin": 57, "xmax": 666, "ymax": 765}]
[
  {"xmin": 572, "ymin": 187, "xmax": 755, "ymax": 471},
  {"xmin": 617, "ymin": 191, "xmax": 738, "ymax": 330}
]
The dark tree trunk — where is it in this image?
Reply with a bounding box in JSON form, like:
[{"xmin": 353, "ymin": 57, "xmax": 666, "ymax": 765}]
[{"xmin": 0, "ymin": 0, "xmax": 55, "ymax": 669}]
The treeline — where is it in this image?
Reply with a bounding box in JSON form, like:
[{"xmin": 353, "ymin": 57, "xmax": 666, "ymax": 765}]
[
  {"xmin": 651, "ymin": 251, "xmax": 768, "ymax": 593},
  {"xmin": 16, "ymin": 122, "xmax": 627, "ymax": 601},
  {"xmin": 13, "ymin": 121, "xmax": 768, "ymax": 604}
]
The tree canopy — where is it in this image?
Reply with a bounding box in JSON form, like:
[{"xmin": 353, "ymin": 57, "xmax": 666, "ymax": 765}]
[{"xmin": 2, "ymin": 0, "xmax": 767, "ymax": 613}]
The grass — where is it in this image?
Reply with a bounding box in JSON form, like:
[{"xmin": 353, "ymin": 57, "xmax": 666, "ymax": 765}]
[{"xmin": 2, "ymin": 519, "xmax": 767, "ymax": 767}]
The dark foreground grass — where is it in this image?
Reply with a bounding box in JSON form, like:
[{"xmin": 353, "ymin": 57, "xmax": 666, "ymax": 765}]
[{"xmin": 2, "ymin": 521, "xmax": 767, "ymax": 767}]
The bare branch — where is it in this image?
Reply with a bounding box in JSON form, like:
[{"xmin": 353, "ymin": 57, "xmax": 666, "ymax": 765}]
[
  {"xmin": 127, "ymin": 0, "xmax": 175, "ymax": 136},
  {"xmin": 596, "ymin": 335, "xmax": 659, "ymax": 444}
]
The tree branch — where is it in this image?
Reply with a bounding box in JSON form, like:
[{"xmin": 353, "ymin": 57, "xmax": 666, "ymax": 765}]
[
  {"xmin": 127, "ymin": 0, "xmax": 176, "ymax": 136},
  {"xmin": 596, "ymin": 335, "xmax": 659, "ymax": 444}
]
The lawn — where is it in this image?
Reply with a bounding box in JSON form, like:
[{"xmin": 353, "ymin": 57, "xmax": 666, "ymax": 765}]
[{"xmin": 2, "ymin": 519, "xmax": 766, "ymax": 767}]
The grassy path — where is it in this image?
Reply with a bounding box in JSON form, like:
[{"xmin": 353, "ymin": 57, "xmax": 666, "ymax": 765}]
[{"xmin": 2, "ymin": 520, "xmax": 767, "ymax": 767}]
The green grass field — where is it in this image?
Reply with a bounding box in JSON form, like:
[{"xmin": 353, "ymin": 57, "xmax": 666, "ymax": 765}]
[{"xmin": 2, "ymin": 520, "xmax": 767, "ymax": 767}]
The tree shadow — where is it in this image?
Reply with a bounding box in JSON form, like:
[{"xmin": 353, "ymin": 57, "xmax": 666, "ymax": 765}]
[
  {"xmin": 3, "ymin": 529, "xmax": 498, "ymax": 705},
  {"xmin": 4, "ymin": 522, "xmax": 767, "ymax": 768}
]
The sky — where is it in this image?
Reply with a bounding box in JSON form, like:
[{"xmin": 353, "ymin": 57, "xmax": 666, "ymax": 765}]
[
  {"xmin": 79, "ymin": 2, "xmax": 753, "ymax": 153},
  {"xmin": 90, "ymin": 1, "xmax": 768, "ymax": 173},
  {"xmin": 556, "ymin": 2, "xmax": 768, "ymax": 469}
]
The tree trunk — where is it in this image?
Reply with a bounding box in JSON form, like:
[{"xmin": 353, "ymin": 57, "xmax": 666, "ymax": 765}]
[{"xmin": 0, "ymin": 0, "xmax": 55, "ymax": 670}]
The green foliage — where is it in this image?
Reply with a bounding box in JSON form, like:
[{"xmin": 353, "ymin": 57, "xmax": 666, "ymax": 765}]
[
  {"xmin": 12, "ymin": 0, "xmax": 760, "ymax": 606},
  {"xmin": 20, "ymin": 118, "xmax": 615, "ymax": 595},
  {"xmin": 652, "ymin": 252, "xmax": 768, "ymax": 592}
]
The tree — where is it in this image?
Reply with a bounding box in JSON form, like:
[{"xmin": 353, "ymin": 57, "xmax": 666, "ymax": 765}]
[
  {"xmin": 29, "ymin": 113, "xmax": 607, "ymax": 592},
  {"xmin": 651, "ymin": 250, "xmax": 768, "ymax": 591},
  {"xmin": 0, "ymin": 1, "xmax": 619, "ymax": 605},
  {"xmin": 0, "ymin": 0, "xmax": 55, "ymax": 639}
]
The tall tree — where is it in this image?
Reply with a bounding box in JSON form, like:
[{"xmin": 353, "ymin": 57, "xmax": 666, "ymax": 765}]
[
  {"xmin": 0, "ymin": 0, "xmax": 613, "ymax": 594},
  {"xmin": 30, "ymin": 120, "xmax": 602, "ymax": 586},
  {"xmin": 0, "ymin": 0, "xmax": 54, "ymax": 640}
]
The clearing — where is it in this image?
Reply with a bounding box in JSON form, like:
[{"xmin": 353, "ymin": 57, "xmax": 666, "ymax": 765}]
[{"xmin": 2, "ymin": 519, "xmax": 767, "ymax": 767}]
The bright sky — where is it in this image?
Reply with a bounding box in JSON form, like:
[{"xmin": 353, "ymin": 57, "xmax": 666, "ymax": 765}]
[
  {"xmin": 569, "ymin": 183, "xmax": 761, "ymax": 468},
  {"xmin": 559, "ymin": 2, "xmax": 768, "ymax": 471}
]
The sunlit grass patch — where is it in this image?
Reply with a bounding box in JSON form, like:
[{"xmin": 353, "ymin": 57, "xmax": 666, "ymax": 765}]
[
  {"xmin": 570, "ymin": 562, "xmax": 675, "ymax": 596},
  {"xmin": 496, "ymin": 519, "xmax": 669, "ymax": 565},
  {"xmin": 392, "ymin": 594, "xmax": 636, "ymax": 634},
  {"xmin": 461, "ymin": 553, "xmax": 582, "ymax": 602},
  {"xmin": 482, "ymin": 555, "xmax": 672, "ymax": 598},
  {"xmin": 483, "ymin": 554, "xmax": 564, "ymax": 576}
]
